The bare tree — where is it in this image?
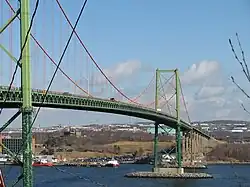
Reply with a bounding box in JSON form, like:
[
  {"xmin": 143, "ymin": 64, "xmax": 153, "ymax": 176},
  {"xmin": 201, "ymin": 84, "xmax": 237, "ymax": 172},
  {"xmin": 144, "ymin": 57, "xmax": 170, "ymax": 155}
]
[{"xmin": 229, "ymin": 33, "xmax": 250, "ymax": 114}]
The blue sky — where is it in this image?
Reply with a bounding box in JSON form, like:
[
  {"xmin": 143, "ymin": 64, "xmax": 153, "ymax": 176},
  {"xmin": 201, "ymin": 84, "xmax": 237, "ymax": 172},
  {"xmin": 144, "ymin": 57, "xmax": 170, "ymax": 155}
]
[{"xmin": 0, "ymin": 0, "xmax": 250, "ymax": 127}]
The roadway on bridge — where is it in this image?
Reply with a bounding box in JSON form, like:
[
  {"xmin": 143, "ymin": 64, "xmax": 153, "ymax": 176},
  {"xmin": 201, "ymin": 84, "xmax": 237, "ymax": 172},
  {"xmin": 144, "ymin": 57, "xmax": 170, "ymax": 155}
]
[{"xmin": 0, "ymin": 86, "xmax": 210, "ymax": 138}]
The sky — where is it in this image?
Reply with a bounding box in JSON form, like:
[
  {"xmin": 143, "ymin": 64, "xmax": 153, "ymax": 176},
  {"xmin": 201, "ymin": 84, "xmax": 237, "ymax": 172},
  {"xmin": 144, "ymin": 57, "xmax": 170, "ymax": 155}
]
[{"xmin": 0, "ymin": 0, "xmax": 250, "ymax": 127}]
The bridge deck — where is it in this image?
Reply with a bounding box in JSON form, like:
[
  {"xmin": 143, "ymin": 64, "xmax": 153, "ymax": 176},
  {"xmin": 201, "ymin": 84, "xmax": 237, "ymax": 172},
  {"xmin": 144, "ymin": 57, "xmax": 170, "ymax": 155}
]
[{"xmin": 0, "ymin": 86, "xmax": 210, "ymax": 138}]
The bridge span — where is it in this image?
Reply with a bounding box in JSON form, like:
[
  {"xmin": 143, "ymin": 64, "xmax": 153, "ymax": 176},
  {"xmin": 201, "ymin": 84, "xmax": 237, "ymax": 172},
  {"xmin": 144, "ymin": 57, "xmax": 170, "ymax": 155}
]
[{"xmin": 0, "ymin": 86, "xmax": 209, "ymax": 138}]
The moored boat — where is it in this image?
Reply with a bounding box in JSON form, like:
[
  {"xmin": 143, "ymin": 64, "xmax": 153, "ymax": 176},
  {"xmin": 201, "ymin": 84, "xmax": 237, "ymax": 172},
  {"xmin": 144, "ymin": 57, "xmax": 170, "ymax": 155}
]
[
  {"xmin": 32, "ymin": 158, "xmax": 53, "ymax": 167},
  {"xmin": 104, "ymin": 159, "xmax": 119, "ymax": 167}
]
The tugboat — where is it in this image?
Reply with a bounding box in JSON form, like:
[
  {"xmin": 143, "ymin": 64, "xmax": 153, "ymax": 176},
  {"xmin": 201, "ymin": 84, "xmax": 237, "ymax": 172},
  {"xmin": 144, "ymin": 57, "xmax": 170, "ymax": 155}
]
[
  {"xmin": 104, "ymin": 158, "xmax": 119, "ymax": 167},
  {"xmin": 32, "ymin": 158, "xmax": 53, "ymax": 167}
]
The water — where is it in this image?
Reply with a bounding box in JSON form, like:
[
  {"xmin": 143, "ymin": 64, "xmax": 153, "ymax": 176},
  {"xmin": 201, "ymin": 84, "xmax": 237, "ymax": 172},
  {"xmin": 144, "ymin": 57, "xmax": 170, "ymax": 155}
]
[{"xmin": 1, "ymin": 164, "xmax": 250, "ymax": 187}]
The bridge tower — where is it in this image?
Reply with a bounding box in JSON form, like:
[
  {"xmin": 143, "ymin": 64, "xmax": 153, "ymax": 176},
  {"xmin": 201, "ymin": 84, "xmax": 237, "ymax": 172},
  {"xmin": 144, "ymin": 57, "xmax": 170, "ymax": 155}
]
[
  {"xmin": 153, "ymin": 69, "xmax": 182, "ymax": 172},
  {"xmin": 20, "ymin": 0, "xmax": 33, "ymax": 186}
]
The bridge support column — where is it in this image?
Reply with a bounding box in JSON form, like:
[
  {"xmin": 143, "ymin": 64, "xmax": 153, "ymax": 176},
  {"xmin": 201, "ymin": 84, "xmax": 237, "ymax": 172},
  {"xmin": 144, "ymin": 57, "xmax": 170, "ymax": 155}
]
[
  {"xmin": 193, "ymin": 132, "xmax": 202, "ymax": 163},
  {"xmin": 184, "ymin": 131, "xmax": 192, "ymax": 165},
  {"xmin": 152, "ymin": 123, "xmax": 159, "ymax": 172},
  {"xmin": 194, "ymin": 132, "xmax": 198, "ymax": 162},
  {"xmin": 198, "ymin": 134, "xmax": 205, "ymax": 160},
  {"xmin": 182, "ymin": 132, "xmax": 185, "ymax": 163},
  {"xmin": 199, "ymin": 135, "xmax": 202, "ymax": 154},
  {"xmin": 201, "ymin": 136, "xmax": 204, "ymax": 153},
  {"xmin": 175, "ymin": 69, "xmax": 183, "ymax": 173},
  {"xmin": 183, "ymin": 131, "xmax": 191, "ymax": 164},
  {"xmin": 182, "ymin": 131, "xmax": 189, "ymax": 164},
  {"xmin": 190, "ymin": 131, "xmax": 194, "ymax": 164},
  {"xmin": 20, "ymin": 0, "xmax": 33, "ymax": 186}
]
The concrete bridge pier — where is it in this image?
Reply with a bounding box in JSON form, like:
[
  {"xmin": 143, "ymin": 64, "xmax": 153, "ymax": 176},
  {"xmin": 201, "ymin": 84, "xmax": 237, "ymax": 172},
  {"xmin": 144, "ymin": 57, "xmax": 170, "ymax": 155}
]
[
  {"xmin": 182, "ymin": 130, "xmax": 208, "ymax": 167},
  {"xmin": 182, "ymin": 131, "xmax": 191, "ymax": 164}
]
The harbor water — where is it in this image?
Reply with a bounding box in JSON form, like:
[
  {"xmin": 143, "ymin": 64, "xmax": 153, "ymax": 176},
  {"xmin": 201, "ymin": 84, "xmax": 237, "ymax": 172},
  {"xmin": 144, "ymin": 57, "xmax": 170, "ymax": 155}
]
[{"xmin": 1, "ymin": 164, "xmax": 250, "ymax": 187}]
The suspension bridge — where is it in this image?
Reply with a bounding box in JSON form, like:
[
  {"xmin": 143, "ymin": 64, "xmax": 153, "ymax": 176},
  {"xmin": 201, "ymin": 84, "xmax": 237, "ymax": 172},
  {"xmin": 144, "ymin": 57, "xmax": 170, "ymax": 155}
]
[{"xmin": 0, "ymin": 0, "xmax": 215, "ymax": 186}]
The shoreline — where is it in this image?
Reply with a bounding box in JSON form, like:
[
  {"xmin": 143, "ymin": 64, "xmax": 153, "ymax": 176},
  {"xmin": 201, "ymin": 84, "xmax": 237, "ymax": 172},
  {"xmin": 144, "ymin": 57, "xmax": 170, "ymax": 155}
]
[{"xmin": 206, "ymin": 161, "xmax": 250, "ymax": 165}]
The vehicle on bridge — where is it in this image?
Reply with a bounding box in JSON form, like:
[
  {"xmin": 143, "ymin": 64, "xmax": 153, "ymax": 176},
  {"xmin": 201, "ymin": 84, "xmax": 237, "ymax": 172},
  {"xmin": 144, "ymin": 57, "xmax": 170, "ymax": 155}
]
[{"xmin": 63, "ymin": 92, "xmax": 71, "ymax": 95}]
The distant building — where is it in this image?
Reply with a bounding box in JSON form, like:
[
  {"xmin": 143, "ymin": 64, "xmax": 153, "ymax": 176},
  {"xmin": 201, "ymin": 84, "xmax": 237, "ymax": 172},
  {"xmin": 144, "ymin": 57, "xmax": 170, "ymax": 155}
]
[
  {"xmin": 147, "ymin": 126, "xmax": 177, "ymax": 136},
  {"xmin": 0, "ymin": 135, "xmax": 35, "ymax": 155},
  {"xmin": 1, "ymin": 138, "xmax": 22, "ymax": 154}
]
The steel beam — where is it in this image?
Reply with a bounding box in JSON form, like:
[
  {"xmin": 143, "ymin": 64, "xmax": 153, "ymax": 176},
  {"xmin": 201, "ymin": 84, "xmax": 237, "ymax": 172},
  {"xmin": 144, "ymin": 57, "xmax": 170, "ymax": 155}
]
[
  {"xmin": 0, "ymin": 44, "xmax": 20, "ymax": 67},
  {"xmin": 153, "ymin": 123, "xmax": 159, "ymax": 170},
  {"xmin": 0, "ymin": 9, "xmax": 20, "ymax": 34},
  {"xmin": 158, "ymin": 69, "xmax": 176, "ymax": 73},
  {"xmin": 20, "ymin": 0, "xmax": 33, "ymax": 186},
  {"xmin": 0, "ymin": 109, "xmax": 21, "ymax": 132},
  {"xmin": 155, "ymin": 68, "xmax": 160, "ymax": 111},
  {"xmin": 175, "ymin": 69, "xmax": 182, "ymax": 168},
  {"xmin": 153, "ymin": 69, "xmax": 160, "ymax": 171},
  {"xmin": 0, "ymin": 143, "xmax": 22, "ymax": 165}
]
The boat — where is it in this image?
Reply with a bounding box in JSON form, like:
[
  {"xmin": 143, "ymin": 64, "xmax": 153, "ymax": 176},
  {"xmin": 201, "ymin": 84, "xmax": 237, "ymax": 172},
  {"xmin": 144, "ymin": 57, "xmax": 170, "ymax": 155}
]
[
  {"xmin": 32, "ymin": 158, "xmax": 53, "ymax": 167},
  {"xmin": 104, "ymin": 159, "xmax": 119, "ymax": 167},
  {"xmin": 32, "ymin": 162, "xmax": 53, "ymax": 167}
]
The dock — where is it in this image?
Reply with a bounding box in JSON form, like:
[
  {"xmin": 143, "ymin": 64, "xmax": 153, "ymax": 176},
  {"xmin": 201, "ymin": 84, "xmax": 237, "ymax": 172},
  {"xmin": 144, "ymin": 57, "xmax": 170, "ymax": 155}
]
[
  {"xmin": 160, "ymin": 164, "xmax": 207, "ymax": 169},
  {"xmin": 125, "ymin": 171, "xmax": 213, "ymax": 179}
]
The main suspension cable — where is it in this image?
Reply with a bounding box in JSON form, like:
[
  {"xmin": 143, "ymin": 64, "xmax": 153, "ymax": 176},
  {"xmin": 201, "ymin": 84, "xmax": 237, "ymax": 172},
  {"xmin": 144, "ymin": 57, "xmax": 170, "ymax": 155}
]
[{"xmin": 55, "ymin": 0, "xmax": 140, "ymax": 105}]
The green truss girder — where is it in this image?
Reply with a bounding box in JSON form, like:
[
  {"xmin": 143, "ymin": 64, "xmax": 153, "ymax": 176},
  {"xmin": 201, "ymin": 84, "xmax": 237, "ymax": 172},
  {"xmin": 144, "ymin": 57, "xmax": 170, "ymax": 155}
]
[{"xmin": 0, "ymin": 86, "xmax": 210, "ymax": 138}]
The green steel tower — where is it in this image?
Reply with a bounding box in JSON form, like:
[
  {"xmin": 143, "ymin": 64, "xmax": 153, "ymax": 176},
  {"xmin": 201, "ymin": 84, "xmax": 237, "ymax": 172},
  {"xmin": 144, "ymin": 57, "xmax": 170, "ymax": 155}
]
[
  {"xmin": 175, "ymin": 69, "xmax": 182, "ymax": 168},
  {"xmin": 153, "ymin": 69, "xmax": 182, "ymax": 170},
  {"xmin": 153, "ymin": 68, "xmax": 160, "ymax": 170},
  {"xmin": 20, "ymin": 0, "xmax": 33, "ymax": 186}
]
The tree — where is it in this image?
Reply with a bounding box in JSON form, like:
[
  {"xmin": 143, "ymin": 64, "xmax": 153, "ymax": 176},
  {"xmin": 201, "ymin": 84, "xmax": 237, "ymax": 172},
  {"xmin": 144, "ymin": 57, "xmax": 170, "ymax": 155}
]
[
  {"xmin": 229, "ymin": 33, "xmax": 250, "ymax": 113},
  {"xmin": 138, "ymin": 147, "xmax": 144, "ymax": 156},
  {"xmin": 132, "ymin": 150, "xmax": 138, "ymax": 157},
  {"xmin": 113, "ymin": 145, "xmax": 121, "ymax": 154},
  {"xmin": 117, "ymin": 145, "xmax": 121, "ymax": 154}
]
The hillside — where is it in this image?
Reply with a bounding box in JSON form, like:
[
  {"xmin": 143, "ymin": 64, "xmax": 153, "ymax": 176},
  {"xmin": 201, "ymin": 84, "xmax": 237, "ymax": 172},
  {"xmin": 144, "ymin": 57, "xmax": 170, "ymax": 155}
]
[{"xmin": 192, "ymin": 120, "xmax": 250, "ymax": 125}]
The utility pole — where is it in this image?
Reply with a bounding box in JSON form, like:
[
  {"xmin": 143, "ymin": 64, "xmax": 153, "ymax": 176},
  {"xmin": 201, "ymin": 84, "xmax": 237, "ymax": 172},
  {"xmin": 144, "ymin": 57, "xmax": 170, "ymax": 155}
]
[{"xmin": 20, "ymin": 0, "xmax": 33, "ymax": 186}]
